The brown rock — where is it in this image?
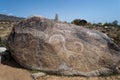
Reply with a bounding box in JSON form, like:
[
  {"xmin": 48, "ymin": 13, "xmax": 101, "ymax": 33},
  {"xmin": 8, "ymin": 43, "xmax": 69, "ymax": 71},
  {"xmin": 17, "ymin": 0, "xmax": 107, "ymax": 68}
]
[{"xmin": 7, "ymin": 16, "xmax": 120, "ymax": 76}]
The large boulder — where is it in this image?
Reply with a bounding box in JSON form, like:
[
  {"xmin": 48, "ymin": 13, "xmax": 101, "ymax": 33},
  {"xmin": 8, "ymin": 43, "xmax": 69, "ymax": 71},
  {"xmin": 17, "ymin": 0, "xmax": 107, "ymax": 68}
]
[{"xmin": 7, "ymin": 16, "xmax": 120, "ymax": 76}]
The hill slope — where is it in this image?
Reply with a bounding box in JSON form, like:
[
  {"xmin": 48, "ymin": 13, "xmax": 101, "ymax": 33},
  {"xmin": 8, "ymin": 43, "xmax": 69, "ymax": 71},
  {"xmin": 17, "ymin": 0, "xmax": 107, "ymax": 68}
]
[{"xmin": 0, "ymin": 14, "xmax": 24, "ymax": 22}]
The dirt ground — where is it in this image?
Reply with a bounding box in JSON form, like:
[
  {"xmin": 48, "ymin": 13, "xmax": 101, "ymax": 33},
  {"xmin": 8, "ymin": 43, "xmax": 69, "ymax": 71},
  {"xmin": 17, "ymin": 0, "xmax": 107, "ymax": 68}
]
[
  {"xmin": 0, "ymin": 60, "xmax": 32, "ymax": 80},
  {"xmin": 0, "ymin": 60, "xmax": 120, "ymax": 80}
]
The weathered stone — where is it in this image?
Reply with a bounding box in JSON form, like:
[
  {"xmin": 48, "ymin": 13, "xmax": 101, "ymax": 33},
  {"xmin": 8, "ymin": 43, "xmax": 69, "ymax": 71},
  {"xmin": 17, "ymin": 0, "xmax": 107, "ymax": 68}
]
[
  {"xmin": 0, "ymin": 47, "xmax": 6, "ymax": 54},
  {"xmin": 0, "ymin": 47, "xmax": 6, "ymax": 63},
  {"xmin": 7, "ymin": 16, "xmax": 120, "ymax": 76},
  {"xmin": 31, "ymin": 72, "xmax": 46, "ymax": 79}
]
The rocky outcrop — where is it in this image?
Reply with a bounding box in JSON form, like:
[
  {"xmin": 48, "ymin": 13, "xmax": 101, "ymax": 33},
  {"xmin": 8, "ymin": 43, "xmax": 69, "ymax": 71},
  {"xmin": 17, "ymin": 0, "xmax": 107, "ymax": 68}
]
[{"xmin": 7, "ymin": 16, "xmax": 120, "ymax": 76}]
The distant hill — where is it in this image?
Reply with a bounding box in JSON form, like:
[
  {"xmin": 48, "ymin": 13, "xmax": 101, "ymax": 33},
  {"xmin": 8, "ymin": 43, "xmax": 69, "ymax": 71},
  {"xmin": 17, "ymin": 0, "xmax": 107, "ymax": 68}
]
[{"xmin": 0, "ymin": 14, "xmax": 25, "ymax": 22}]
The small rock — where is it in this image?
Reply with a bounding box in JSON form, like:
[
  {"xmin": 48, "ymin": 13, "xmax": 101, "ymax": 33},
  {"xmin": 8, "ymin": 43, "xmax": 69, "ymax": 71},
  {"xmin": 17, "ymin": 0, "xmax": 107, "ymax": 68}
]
[
  {"xmin": 31, "ymin": 72, "xmax": 46, "ymax": 80},
  {"xmin": 0, "ymin": 47, "xmax": 6, "ymax": 63},
  {"xmin": 0, "ymin": 47, "xmax": 6, "ymax": 54}
]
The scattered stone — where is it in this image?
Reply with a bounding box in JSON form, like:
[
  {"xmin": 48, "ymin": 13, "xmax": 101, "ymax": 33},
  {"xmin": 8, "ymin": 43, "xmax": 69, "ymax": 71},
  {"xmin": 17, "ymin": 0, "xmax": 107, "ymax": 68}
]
[
  {"xmin": 31, "ymin": 72, "xmax": 46, "ymax": 80},
  {"xmin": 0, "ymin": 47, "xmax": 6, "ymax": 63},
  {"xmin": 7, "ymin": 16, "xmax": 120, "ymax": 76},
  {"xmin": 0, "ymin": 47, "xmax": 6, "ymax": 54}
]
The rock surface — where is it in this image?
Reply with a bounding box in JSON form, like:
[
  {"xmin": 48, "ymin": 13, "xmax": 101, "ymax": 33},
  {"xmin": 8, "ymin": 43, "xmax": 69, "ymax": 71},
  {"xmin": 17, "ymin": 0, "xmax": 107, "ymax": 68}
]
[{"xmin": 7, "ymin": 16, "xmax": 120, "ymax": 76}]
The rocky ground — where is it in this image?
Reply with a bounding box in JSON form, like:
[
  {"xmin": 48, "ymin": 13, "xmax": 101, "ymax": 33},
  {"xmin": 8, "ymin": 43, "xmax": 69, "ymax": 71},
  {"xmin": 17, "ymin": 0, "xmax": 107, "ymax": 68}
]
[
  {"xmin": 1, "ymin": 60, "xmax": 120, "ymax": 80},
  {"xmin": 0, "ymin": 62, "xmax": 32, "ymax": 80}
]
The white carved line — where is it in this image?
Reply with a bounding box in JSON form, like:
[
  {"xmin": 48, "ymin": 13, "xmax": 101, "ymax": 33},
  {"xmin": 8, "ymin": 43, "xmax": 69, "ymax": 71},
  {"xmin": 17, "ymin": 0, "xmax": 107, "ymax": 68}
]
[
  {"xmin": 49, "ymin": 34, "xmax": 65, "ymax": 43},
  {"xmin": 17, "ymin": 28, "xmax": 45, "ymax": 37},
  {"xmin": 74, "ymin": 41, "xmax": 84, "ymax": 53},
  {"xmin": 48, "ymin": 34, "xmax": 84, "ymax": 59},
  {"xmin": 55, "ymin": 30, "xmax": 72, "ymax": 33}
]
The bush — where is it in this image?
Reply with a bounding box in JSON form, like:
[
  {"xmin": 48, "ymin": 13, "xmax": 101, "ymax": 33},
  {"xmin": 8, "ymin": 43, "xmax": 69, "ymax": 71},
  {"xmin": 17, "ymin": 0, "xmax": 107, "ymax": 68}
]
[{"xmin": 71, "ymin": 19, "xmax": 87, "ymax": 26}]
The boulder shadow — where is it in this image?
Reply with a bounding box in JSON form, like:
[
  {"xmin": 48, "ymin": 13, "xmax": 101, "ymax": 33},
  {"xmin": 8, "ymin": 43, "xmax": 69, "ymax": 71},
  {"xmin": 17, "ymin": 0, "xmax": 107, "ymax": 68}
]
[{"xmin": 1, "ymin": 51, "xmax": 24, "ymax": 69}]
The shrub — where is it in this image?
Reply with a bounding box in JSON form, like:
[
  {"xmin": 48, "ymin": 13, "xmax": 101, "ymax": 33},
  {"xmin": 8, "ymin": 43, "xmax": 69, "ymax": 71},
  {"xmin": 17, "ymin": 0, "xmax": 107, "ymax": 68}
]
[{"xmin": 71, "ymin": 19, "xmax": 87, "ymax": 26}]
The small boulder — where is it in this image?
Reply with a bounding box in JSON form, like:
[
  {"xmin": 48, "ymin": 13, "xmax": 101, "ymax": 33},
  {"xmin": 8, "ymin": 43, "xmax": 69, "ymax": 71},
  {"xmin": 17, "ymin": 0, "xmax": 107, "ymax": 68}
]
[
  {"xmin": 31, "ymin": 72, "xmax": 46, "ymax": 79},
  {"xmin": 0, "ymin": 47, "xmax": 6, "ymax": 54},
  {"xmin": 0, "ymin": 47, "xmax": 6, "ymax": 63}
]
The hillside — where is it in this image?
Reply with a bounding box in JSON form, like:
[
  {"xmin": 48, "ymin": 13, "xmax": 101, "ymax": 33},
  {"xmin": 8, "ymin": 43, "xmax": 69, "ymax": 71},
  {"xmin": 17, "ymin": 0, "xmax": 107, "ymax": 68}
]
[
  {"xmin": 0, "ymin": 14, "xmax": 25, "ymax": 46},
  {"xmin": 0, "ymin": 14, "xmax": 24, "ymax": 22}
]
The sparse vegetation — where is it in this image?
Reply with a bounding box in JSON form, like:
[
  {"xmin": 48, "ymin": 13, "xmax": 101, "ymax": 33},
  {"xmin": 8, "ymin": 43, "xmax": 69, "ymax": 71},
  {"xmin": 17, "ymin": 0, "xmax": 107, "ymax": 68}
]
[
  {"xmin": 0, "ymin": 21, "xmax": 13, "ymax": 47},
  {"xmin": 0, "ymin": 14, "xmax": 25, "ymax": 47},
  {"xmin": 71, "ymin": 19, "xmax": 87, "ymax": 26}
]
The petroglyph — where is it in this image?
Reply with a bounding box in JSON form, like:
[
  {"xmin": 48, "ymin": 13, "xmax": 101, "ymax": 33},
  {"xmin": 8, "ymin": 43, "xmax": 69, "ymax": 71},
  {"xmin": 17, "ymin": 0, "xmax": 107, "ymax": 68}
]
[
  {"xmin": 86, "ymin": 31, "xmax": 97, "ymax": 36},
  {"xmin": 49, "ymin": 34, "xmax": 84, "ymax": 59},
  {"xmin": 16, "ymin": 28, "xmax": 45, "ymax": 38},
  {"xmin": 49, "ymin": 34, "xmax": 65, "ymax": 43},
  {"xmin": 55, "ymin": 30, "xmax": 72, "ymax": 34}
]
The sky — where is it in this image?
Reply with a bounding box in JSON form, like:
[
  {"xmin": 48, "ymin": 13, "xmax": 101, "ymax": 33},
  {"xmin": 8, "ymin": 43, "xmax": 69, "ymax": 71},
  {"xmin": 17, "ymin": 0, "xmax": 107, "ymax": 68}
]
[{"xmin": 0, "ymin": 0, "xmax": 120, "ymax": 23}]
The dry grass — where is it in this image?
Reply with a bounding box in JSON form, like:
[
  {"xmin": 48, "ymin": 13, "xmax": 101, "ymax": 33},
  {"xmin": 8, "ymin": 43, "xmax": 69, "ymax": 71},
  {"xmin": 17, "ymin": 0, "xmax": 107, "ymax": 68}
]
[{"xmin": 0, "ymin": 30, "xmax": 11, "ymax": 37}]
